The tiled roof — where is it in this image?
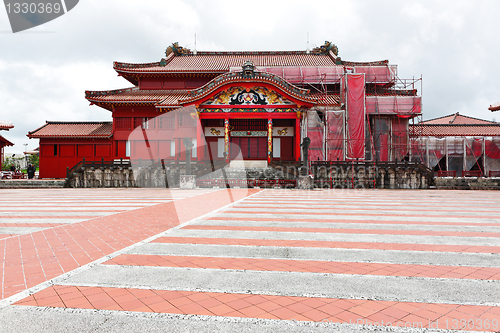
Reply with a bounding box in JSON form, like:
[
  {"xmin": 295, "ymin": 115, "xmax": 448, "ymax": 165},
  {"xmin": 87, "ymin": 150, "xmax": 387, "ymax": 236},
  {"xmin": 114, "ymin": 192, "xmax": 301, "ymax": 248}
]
[
  {"xmin": 156, "ymin": 91, "xmax": 194, "ymax": 107},
  {"xmin": 85, "ymin": 87, "xmax": 185, "ymax": 103},
  {"xmin": 114, "ymin": 51, "xmax": 338, "ymax": 74},
  {"xmin": 489, "ymin": 102, "xmax": 500, "ymax": 111},
  {"xmin": 179, "ymin": 70, "xmax": 315, "ymax": 106},
  {"xmin": 420, "ymin": 113, "xmax": 497, "ymax": 125},
  {"xmin": 27, "ymin": 121, "xmax": 112, "ymax": 139},
  {"xmin": 0, "ymin": 135, "xmax": 14, "ymax": 146},
  {"xmin": 310, "ymin": 94, "xmax": 341, "ymax": 106},
  {"xmin": 0, "ymin": 120, "xmax": 14, "ymax": 130},
  {"xmin": 410, "ymin": 124, "xmax": 500, "ymax": 137}
]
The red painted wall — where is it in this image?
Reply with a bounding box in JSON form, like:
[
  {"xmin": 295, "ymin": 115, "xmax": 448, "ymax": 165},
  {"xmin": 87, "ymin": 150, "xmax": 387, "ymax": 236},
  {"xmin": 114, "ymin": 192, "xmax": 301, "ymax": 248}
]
[{"xmin": 38, "ymin": 138, "xmax": 114, "ymax": 179}]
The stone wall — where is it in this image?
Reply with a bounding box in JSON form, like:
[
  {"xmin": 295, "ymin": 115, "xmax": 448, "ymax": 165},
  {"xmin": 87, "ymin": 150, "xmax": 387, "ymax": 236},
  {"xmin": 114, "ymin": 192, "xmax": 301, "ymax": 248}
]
[
  {"xmin": 0, "ymin": 179, "xmax": 65, "ymax": 189},
  {"xmin": 435, "ymin": 177, "xmax": 500, "ymax": 190},
  {"xmin": 66, "ymin": 162, "xmax": 433, "ymax": 189},
  {"xmin": 66, "ymin": 163, "xmax": 206, "ymax": 188},
  {"xmin": 314, "ymin": 164, "xmax": 431, "ymax": 189}
]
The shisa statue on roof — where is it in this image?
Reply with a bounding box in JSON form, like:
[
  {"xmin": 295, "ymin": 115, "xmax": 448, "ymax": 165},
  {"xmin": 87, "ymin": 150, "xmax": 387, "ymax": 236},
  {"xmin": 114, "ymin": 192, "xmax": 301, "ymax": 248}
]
[
  {"xmin": 312, "ymin": 41, "xmax": 339, "ymax": 56},
  {"xmin": 166, "ymin": 42, "xmax": 192, "ymax": 56}
]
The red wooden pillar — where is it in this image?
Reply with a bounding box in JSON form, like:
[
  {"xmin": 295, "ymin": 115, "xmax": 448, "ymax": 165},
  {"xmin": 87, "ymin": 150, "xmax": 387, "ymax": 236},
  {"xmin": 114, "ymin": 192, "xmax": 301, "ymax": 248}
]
[
  {"xmin": 224, "ymin": 118, "xmax": 230, "ymax": 163},
  {"xmin": 196, "ymin": 114, "xmax": 203, "ymax": 161},
  {"xmin": 295, "ymin": 116, "xmax": 301, "ymax": 161},
  {"xmin": 267, "ymin": 118, "xmax": 273, "ymax": 164}
]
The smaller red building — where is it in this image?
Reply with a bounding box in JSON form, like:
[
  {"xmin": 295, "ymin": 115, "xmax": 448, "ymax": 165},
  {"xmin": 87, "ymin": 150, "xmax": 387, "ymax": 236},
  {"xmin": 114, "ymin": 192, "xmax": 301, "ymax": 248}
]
[
  {"xmin": 27, "ymin": 121, "xmax": 113, "ymax": 179},
  {"xmin": 410, "ymin": 113, "xmax": 500, "ymax": 177},
  {"xmin": 0, "ymin": 121, "xmax": 15, "ymax": 171}
]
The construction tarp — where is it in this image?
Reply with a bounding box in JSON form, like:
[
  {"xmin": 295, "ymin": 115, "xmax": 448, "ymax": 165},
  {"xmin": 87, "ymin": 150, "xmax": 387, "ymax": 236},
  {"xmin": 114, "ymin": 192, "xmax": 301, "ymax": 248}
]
[
  {"xmin": 231, "ymin": 66, "xmax": 345, "ymax": 84},
  {"xmin": 346, "ymin": 74, "xmax": 365, "ymax": 159},
  {"xmin": 485, "ymin": 137, "xmax": 500, "ymax": 175},
  {"xmin": 326, "ymin": 111, "xmax": 344, "ymax": 161},
  {"xmin": 354, "ymin": 65, "xmax": 396, "ymax": 84},
  {"xmin": 392, "ymin": 118, "xmax": 408, "ymax": 161},
  {"xmin": 307, "ymin": 111, "xmax": 324, "ymax": 161},
  {"xmin": 366, "ymin": 96, "xmax": 421, "ymax": 116}
]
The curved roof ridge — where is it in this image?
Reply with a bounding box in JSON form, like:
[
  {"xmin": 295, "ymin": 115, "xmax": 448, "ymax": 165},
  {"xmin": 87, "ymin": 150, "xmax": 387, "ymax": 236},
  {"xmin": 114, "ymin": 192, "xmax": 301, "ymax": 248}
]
[{"xmin": 179, "ymin": 69, "xmax": 315, "ymax": 105}]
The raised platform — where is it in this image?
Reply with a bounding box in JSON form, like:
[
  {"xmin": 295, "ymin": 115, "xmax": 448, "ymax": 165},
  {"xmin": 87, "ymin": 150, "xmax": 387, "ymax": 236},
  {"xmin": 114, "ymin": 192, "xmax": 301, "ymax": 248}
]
[{"xmin": 0, "ymin": 179, "xmax": 66, "ymax": 189}]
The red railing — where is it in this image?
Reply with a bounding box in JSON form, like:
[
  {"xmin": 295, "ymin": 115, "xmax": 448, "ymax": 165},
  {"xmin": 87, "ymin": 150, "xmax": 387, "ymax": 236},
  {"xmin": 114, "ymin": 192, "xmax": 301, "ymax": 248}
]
[
  {"xmin": 437, "ymin": 171, "xmax": 456, "ymax": 177},
  {"xmin": 462, "ymin": 170, "xmax": 482, "ymax": 177},
  {"xmin": 489, "ymin": 171, "xmax": 500, "ymax": 177}
]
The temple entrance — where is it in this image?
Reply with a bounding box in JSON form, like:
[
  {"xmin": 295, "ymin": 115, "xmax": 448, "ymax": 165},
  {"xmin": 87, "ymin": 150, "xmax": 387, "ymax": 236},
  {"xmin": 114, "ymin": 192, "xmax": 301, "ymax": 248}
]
[{"xmin": 231, "ymin": 137, "xmax": 267, "ymax": 159}]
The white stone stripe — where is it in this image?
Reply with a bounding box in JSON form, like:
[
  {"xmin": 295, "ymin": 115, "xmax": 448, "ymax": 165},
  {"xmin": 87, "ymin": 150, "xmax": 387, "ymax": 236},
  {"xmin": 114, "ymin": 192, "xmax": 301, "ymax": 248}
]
[
  {"xmin": 222, "ymin": 207, "xmax": 499, "ymax": 217},
  {"xmin": 166, "ymin": 229, "xmax": 500, "ymax": 246},
  {"xmin": 214, "ymin": 213, "xmax": 500, "ymax": 224},
  {"xmin": 193, "ymin": 219, "xmax": 500, "ymax": 233},
  {"xmin": 129, "ymin": 243, "xmax": 500, "ymax": 267}
]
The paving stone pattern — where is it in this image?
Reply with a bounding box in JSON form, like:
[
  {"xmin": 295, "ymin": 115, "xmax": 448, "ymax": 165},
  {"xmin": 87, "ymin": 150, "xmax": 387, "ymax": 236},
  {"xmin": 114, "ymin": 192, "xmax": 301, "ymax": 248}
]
[{"xmin": 1, "ymin": 188, "xmax": 500, "ymax": 332}]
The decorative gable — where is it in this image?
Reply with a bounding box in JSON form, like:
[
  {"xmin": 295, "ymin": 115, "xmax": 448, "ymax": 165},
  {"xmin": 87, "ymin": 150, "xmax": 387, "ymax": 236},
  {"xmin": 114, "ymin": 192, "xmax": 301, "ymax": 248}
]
[{"xmin": 202, "ymin": 86, "xmax": 295, "ymax": 106}]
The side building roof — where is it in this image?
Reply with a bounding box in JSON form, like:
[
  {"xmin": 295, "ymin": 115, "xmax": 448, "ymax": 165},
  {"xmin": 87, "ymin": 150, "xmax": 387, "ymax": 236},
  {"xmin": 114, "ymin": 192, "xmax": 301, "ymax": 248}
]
[
  {"xmin": 0, "ymin": 120, "xmax": 14, "ymax": 131},
  {"xmin": 411, "ymin": 113, "xmax": 500, "ymax": 137},
  {"xmin": 419, "ymin": 113, "xmax": 497, "ymax": 125},
  {"xmin": 0, "ymin": 135, "xmax": 14, "ymax": 146},
  {"xmin": 27, "ymin": 121, "xmax": 113, "ymax": 139}
]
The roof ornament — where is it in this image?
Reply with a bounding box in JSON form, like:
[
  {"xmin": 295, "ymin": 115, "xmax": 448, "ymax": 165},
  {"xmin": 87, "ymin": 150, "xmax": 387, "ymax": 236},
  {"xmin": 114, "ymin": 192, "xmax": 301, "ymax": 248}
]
[
  {"xmin": 241, "ymin": 60, "xmax": 256, "ymax": 78},
  {"xmin": 165, "ymin": 42, "xmax": 192, "ymax": 57},
  {"xmin": 312, "ymin": 41, "xmax": 339, "ymax": 56}
]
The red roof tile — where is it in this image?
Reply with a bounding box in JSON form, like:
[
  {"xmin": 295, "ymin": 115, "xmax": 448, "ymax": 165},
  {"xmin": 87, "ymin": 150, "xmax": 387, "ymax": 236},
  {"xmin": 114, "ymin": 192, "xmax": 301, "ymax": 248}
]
[
  {"xmin": 420, "ymin": 113, "xmax": 497, "ymax": 125},
  {"xmin": 310, "ymin": 94, "xmax": 341, "ymax": 106},
  {"xmin": 410, "ymin": 124, "xmax": 500, "ymax": 137},
  {"xmin": 0, "ymin": 135, "xmax": 14, "ymax": 146},
  {"xmin": 178, "ymin": 70, "xmax": 315, "ymax": 106},
  {"xmin": 156, "ymin": 90, "xmax": 193, "ymax": 107},
  {"xmin": 0, "ymin": 120, "xmax": 14, "ymax": 130},
  {"xmin": 115, "ymin": 51, "xmax": 338, "ymax": 74},
  {"xmin": 489, "ymin": 102, "xmax": 500, "ymax": 111},
  {"xmin": 85, "ymin": 88, "xmax": 187, "ymax": 104},
  {"xmin": 27, "ymin": 122, "xmax": 112, "ymax": 139}
]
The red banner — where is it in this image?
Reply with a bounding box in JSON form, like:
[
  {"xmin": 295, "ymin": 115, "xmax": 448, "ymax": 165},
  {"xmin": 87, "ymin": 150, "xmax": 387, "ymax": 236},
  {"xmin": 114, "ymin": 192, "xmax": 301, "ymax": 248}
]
[{"xmin": 347, "ymin": 74, "xmax": 365, "ymax": 159}]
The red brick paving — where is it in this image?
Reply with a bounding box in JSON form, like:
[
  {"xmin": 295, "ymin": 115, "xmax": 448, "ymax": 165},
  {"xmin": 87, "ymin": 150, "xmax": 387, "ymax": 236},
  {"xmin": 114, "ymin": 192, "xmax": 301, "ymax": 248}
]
[
  {"xmin": 0, "ymin": 189, "xmax": 259, "ymax": 299},
  {"xmin": 14, "ymin": 285, "xmax": 500, "ymax": 331},
  {"xmin": 103, "ymin": 254, "xmax": 500, "ymax": 281},
  {"xmin": 4, "ymin": 189, "xmax": 500, "ymax": 332}
]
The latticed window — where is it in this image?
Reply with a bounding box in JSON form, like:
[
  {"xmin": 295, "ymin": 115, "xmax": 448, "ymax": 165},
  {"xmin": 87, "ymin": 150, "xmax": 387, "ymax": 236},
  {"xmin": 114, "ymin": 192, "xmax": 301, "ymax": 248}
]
[
  {"xmin": 159, "ymin": 115, "xmax": 175, "ymax": 129},
  {"xmin": 115, "ymin": 118, "xmax": 131, "ymax": 130},
  {"xmin": 134, "ymin": 117, "xmax": 142, "ymax": 129},
  {"xmin": 232, "ymin": 119, "xmax": 266, "ymax": 131},
  {"xmin": 177, "ymin": 113, "xmax": 196, "ymax": 127}
]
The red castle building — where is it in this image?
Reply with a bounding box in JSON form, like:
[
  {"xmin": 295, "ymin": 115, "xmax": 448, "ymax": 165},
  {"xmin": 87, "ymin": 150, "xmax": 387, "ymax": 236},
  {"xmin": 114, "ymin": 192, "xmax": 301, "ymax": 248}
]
[
  {"xmin": 28, "ymin": 42, "xmax": 422, "ymax": 179},
  {"xmin": 0, "ymin": 120, "xmax": 14, "ymax": 171}
]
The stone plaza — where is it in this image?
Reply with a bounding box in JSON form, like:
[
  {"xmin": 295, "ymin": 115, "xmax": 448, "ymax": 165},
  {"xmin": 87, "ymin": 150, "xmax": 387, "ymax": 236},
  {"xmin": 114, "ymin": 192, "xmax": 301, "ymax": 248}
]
[{"xmin": 0, "ymin": 188, "xmax": 499, "ymax": 332}]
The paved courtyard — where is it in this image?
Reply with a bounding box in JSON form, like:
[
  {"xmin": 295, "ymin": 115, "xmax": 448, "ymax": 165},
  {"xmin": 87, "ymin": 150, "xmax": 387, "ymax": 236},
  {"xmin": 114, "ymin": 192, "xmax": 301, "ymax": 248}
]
[{"xmin": 0, "ymin": 188, "xmax": 499, "ymax": 332}]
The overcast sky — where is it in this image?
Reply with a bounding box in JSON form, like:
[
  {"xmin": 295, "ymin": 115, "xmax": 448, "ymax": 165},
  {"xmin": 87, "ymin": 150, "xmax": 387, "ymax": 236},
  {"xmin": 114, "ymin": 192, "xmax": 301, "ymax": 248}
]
[{"xmin": 1, "ymin": 0, "xmax": 500, "ymax": 154}]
